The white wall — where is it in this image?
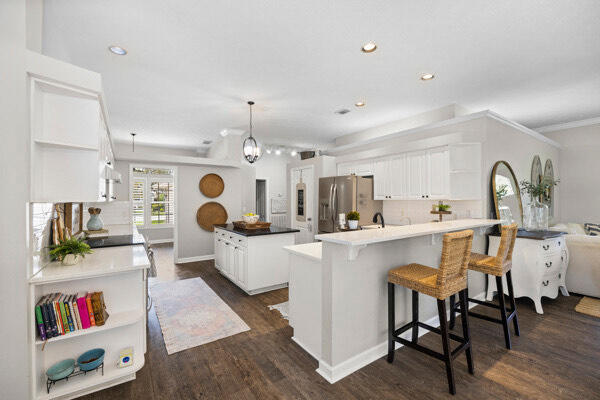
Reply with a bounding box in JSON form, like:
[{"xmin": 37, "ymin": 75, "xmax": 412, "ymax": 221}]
[
  {"xmin": 544, "ymin": 123, "xmax": 600, "ymax": 223},
  {"xmin": 252, "ymin": 152, "xmax": 295, "ymax": 219},
  {"xmin": 0, "ymin": 1, "xmax": 30, "ymax": 398},
  {"xmin": 113, "ymin": 141, "xmax": 198, "ymax": 158},
  {"xmin": 176, "ymin": 165, "xmax": 243, "ymax": 261},
  {"xmin": 334, "ymin": 104, "xmax": 469, "ymax": 147}
]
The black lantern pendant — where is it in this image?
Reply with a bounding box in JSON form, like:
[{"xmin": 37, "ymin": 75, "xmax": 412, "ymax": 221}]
[{"xmin": 243, "ymin": 101, "xmax": 261, "ymax": 163}]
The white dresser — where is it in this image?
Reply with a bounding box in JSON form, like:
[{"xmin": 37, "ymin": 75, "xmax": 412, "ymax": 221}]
[{"xmin": 486, "ymin": 233, "xmax": 569, "ymax": 314}]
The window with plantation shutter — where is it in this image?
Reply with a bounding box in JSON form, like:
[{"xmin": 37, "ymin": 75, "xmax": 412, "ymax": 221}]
[{"xmin": 130, "ymin": 166, "xmax": 175, "ymax": 228}]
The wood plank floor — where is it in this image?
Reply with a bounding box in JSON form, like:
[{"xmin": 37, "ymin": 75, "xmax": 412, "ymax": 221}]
[{"xmin": 82, "ymin": 254, "xmax": 600, "ymax": 399}]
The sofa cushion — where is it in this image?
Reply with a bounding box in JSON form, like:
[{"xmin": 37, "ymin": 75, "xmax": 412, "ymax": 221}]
[{"xmin": 584, "ymin": 223, "xmax": 600, "ymax": 236}]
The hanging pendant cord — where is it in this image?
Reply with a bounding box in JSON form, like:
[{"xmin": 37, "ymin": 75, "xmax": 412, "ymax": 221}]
[{"xmin": 248, "ymin": 101, "xmax": 254, "ymax": 138}]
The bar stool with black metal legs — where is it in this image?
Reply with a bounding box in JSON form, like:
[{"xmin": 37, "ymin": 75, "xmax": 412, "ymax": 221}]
[
  {"xmin": 387, "ymin": 230, "xmax": 474, "ymax": 395},
  {"xmin": 449, "ymin": 223, "xmax": 519, "ymax": 349}
]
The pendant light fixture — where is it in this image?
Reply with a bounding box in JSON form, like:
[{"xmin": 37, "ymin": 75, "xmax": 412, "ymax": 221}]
[
  {"xmin": 130, "ymin": 132, "xmax": 137, "ymax": 152},
  {"xmin": 243, "ymin": 101, "xmax": 261, "ymax": 164}
]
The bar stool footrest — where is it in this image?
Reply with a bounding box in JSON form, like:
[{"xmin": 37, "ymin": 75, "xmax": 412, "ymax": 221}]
[{"xmin": 391, "ymin": 321, "xmax": 470, "ymax": 362}]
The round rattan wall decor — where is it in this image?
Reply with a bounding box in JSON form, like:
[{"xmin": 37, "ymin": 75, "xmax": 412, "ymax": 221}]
[
  {"xmin": 199, "ymin": 173, "xmax": 224, "ymax": 198},
  {"xmin": 196, "ymin": 202, "xmax": 228, "ymax": 232}
]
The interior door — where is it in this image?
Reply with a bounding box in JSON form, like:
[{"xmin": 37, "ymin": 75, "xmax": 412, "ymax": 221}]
[{"xmin": 291, "ymin": 166, "xmax": 314, "ymax": 243}]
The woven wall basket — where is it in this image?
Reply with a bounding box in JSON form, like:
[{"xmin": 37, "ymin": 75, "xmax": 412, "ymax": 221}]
[
  {"xmin": 199, "ymin": 173, "xmax": 224, "ymax": 198},
  {"xmin": 196, "ymin": 202, "xmax": 228, "ymax": 232}
]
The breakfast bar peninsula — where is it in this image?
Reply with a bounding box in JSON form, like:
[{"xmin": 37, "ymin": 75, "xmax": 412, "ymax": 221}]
[{"xmin": 284, "ymin": 219, "xmax": 499, "ymax": 383}]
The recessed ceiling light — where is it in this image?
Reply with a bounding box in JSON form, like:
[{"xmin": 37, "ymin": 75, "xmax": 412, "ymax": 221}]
[
  {"xmin": 361, "ymin": 42, "xmax": 377, "ymax": 53},
  {"xmin": 266, "ymin": 148, "xmax": 272, "ymax": 154},
  {"xmin": 219, "ymin": 129, "xmax": 229, "ymax": 137},
  {"xmin": 420, "ymin": 73, "xmax": 435, "ymax": 81},
  {"xmin": 275, "ymin": 149, "xmax": 281, "ymax": 155},
  {"xmin": 290, "ymin": 150, "xmax": 297, "ymax": 156},
  {"xmin": 355, "ymin": 101, "xmax": 366, "ymax": 107},
  {"xmin": 108, "ymin": 45, "xmax": 127, "ymax": 55}
]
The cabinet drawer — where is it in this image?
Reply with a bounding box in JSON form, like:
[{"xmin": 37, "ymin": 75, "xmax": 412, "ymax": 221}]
[
  {"xmin": 232, "ymin": 235, "xmax": 247, "ymax": 247},
  {"xmin": 539, "ymin": 238, "xmax": 564, "ymax": 254},
  {"xmin": 540, "ymin": 274, "xmax": 560, "ymax": 297},
  {"xmin": 541, "ymin": 253, "xmax": 562, "ymax": 276}
]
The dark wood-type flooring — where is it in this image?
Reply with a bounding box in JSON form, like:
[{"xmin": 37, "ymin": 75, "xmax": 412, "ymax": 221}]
[{"xmin": 82, "ymin": 256, "xmax": 600, "ymax": 399}]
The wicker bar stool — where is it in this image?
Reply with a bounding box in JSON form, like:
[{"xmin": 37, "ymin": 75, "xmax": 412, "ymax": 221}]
[
  {"xmin": 387, "ymin": 230, "xmax": 474, "ymax": 395},
  {"xmin": 449, "ymin": 223, "xmax": 519, "ymax": 349}
]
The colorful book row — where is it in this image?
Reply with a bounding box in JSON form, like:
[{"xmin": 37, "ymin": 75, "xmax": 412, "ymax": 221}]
[{"xmin": 34, "ymin": 292, "xmax": 108, "ymax": 341}]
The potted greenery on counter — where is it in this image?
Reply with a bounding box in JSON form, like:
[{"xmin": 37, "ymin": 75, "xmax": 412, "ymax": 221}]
[
  {"xmin": 347, "ymin": 211, "xmax": 360, "ymax": 230},
  {"xmin": 49, "ymin": 237, "xmax": 93, "ymax": 265}
]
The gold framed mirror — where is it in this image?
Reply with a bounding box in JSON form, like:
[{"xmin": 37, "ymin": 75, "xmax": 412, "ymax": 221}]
[{"xmin": 492, "ymin": 161, "xmax": 523, "ymax": 227}]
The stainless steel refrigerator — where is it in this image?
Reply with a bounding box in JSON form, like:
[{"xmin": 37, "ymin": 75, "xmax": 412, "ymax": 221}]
[{"xmin": 318, "ymin": 175, "xmax": 383, "ymax": 233}]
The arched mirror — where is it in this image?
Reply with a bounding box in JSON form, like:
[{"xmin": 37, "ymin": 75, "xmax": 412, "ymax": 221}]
[
  {"xmin": 492, "ymin": 161, "xmax": 523, "ymax": 227},
  {"xmin": 531, "ymin": 155, "xmax": 543, "ymax": 186},
  {"xmin": 543, "ymin": 159, "xmax": 555, "ymax": 220}
]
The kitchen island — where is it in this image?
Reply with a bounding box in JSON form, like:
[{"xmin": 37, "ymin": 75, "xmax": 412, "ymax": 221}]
[
  {"xmin": 284, "ymin": 219, "xmax": 499, "ymax": 383},
  {"xmin": 214, "ymin": 224, "xmax": 299, "ymax": 295}
]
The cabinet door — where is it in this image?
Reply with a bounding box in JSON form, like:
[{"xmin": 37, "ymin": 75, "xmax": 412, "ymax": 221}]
[
  {"xmin": 354, "ymin": 161, "xmax": 373, "ymax": 176},
  {"xmin": 337, "ymin": 163, "xmax": 352, "ymax": 176},
  {"xmin": 235, "ymin": 246, "xmax": 248, "ymax": 289},
  {"xmin": 389, "ymin": 155, "xmax": 406, "ymax": 199},
  {"xmin": 428, "ymin": 148, "xmax": 449, "ymax": 199},
  {"xmin": 214, "ymin": 238, "xmax": 223, "ymax": 270},
  {"xmin": 373, "ymin": 160, "xmax": 389, "ymax": 200},
  {"xmin": 406, "ymin": 151, "xmax": 426, "ymax": 199}
]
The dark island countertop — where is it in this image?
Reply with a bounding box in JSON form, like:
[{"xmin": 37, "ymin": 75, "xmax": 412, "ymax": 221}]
[{"xmin": 214, "ymin": 224, "xmax": 300, "ymax": 237}]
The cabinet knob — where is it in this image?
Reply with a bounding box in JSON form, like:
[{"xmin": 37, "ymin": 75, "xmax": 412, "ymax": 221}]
[{"xmin": 426, "ymin": 195, "xmax": 429, "ymax": 198}]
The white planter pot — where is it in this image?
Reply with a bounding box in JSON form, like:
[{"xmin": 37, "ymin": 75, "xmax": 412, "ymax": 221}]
[
  {"xmin": 348, "ymin": 220, "xmax": 359, "ymax": 230},
  {"xmin": 62, "ymin": 254, "xmax": 81, "ymax": 266}
]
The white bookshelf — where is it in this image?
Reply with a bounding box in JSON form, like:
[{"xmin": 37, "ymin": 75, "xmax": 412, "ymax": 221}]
[{"xmin": 29, "ymin": 246, "xmax": 149, "ymax": 399}]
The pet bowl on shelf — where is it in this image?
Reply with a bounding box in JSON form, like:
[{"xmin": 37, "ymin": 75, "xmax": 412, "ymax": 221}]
[
  {"xmin": 242, "ymin": 214, "xmax": 260, "ymax": 224},
  {"xmin": 77, "ymin": 348, "xmax": 105, "ymax": 372},
  {"xmin": 46, "ymin": 359, "xmax": 75, "ymax": 381}
]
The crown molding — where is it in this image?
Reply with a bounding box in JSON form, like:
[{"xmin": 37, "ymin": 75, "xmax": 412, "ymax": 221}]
[
  {"xmin": 326, "ymin": 110, "xmax": 561, "ymax": 154},
  {"xmin": 535, "ymin": 116, "xmax": 600, "ymax": 133}
]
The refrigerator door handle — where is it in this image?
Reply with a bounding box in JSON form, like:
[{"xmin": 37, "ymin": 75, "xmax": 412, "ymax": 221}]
[{"xmin": 332, "ymin": 183, "xmax": 338, "ymax": 228}]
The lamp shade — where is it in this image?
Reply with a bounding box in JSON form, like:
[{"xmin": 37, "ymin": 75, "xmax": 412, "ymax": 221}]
[{"xmin": 243, "ymin": 136, "xmax": 261, "ymax": 163}]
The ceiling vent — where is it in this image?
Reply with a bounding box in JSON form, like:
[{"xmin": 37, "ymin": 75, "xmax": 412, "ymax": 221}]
[
  {"xmin": 202, "ymin": 140, "xmax": 212, "ymax": 145},
  {"xmin": 335, "ymin": 108, "xmax": 351, "ymax": 115}
]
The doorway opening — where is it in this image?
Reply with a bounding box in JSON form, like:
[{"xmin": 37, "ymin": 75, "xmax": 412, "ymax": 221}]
[{"xmin": 256, "ymin": 179, "xmax": 267, "ymax": 221}]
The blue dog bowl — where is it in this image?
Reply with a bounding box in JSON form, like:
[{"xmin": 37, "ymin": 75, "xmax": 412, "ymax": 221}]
[
  {"xmin": 46, "ymin": 359, "xmax": 75, "ymax": 381},
  {"xmin": 77, "ymin": 348, "xmax": 105, "ymax": 371}
]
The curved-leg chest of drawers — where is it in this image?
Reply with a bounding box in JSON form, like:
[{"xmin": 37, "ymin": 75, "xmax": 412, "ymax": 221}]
[{"xmin": 486, "ymin": 235, "xmax": 569, "ymax": 314}]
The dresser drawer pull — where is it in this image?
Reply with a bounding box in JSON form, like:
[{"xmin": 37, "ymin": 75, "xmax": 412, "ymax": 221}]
[
  {"xmin": 542, "ymin": 280, "xmax": 549, "ymax": 287},
  {"xmin": 561, "ymin": 256, "xmax": 564, "ymax": 262},
  {"xmin": 559, "ymin": 273, "xmax": 562, "ymax": 279},
  {"xmin": 558, "ymin": 241, "xmax": 561, "ymax": 246},
  {"xmin": 545, "ymin": 261, "xmax": 553, "ymax": 268},
  {"xmin": 542, "ymin": 245, "xmax": 550, "ymax": 250}
]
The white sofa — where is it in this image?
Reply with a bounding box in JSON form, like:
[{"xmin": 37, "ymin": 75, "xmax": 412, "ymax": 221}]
[{"xmin": 550, "ymin": 223, "xmax": 600, "ymax": 298}]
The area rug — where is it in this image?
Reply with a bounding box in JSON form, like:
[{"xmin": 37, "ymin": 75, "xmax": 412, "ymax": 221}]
[
  {"xmin": 575, "ymin": 296, "xmax": 600, "ymax": 318},
  {"xmin": 150, "ymin": 277, "xmax": 250, "ymax": 354},
  {"xmin": 268, "ymin": 301, "xmax": 289, "ymax": 320}
]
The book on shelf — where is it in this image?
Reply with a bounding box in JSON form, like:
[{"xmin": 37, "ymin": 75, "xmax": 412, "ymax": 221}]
[{"xmin": 35, "ymin": 291, "xmax": 107, "ymax": 340}]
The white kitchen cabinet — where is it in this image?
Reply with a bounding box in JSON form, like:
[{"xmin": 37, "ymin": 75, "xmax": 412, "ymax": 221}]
[
  {"xmin": 427, "ymin": 147, "xmax": 449, "ymax": 199},
  {"xmin": 214, "ymin": 227, "xmax": 297, "ymax": 295},
  {"xmin": 406, "ymin": 150, "xmax": 429, "ymax": 199},
  {"xmin": 27, "ymin": 51, "xmax": 116, "ymax": 203},
  {"xmin": 389, "ymin": 154, "xmax": 407, "ymax": 198},
  {"xmin": 373, "ymin": 160, "xmax": 391, "ymax": 200},
  {"xmin": 337, "ymin": 161, "xmax": 374, "ymax": 177}
]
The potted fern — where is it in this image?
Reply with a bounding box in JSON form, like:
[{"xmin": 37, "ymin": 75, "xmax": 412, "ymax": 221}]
[
  {"xmin": 49, "ymin": 237, "xmax": 93, "ymax": 265},
  {"xmin": 346, "ymin": 211, "xmax": 360, "ymax": 230}
]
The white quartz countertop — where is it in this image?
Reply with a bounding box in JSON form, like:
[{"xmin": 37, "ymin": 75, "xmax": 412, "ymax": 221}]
[
  {"xmin": 284, "ymin": 242, "xmax": 322, "ymax": 262},
  {"xmin": 29, "ymin": 244, "xmax": 150, "ymax": 285},
  {"xmin": 314, "ymin": 219, "xmax": 500, "ymax": 246}
]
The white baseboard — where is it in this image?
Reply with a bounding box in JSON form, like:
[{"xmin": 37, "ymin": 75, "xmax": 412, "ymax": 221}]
[
  {"xmin": 148, "ymin": 238, "xmax": 174, "ymax": 245},
  {"xmin": 291, "ymin": 336, "xmax": 321, "ymax": 361},
  {"xmin": 176, "ymin": 254, "xmax": 215, "ymax": 263},
  {"xmin": 316, "ymin": 291, "xmax": 486, "ymax": 384}
]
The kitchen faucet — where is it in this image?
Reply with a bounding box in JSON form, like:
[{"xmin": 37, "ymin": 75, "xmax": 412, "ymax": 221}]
[{"xmin": 373, "ymin": 212, "xmax": 385, "ymax": 228}]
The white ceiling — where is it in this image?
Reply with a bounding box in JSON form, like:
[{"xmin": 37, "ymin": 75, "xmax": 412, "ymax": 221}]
[{"xmin": 42, "ymin": 0, "xmax": 600, "ymax": 150}]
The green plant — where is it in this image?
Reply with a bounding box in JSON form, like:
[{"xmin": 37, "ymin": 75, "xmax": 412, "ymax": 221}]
[
  {"xmin": 496, "ymin": 184, "xmax": 509, "ymax": 202},
  {"xmin": 520, "ymin": 178, "xmax": 559, "ymax": 199},
  {"xmin": 437, "ymin": 203, "xmax": 451, "ymax": 212},
  {"xmin": 346, "ymin": 211, "xmax": 360, "ymax": 221},
  {"xmin": 49, "ymin": 237, "xmax": 93, "ymax": 261}
]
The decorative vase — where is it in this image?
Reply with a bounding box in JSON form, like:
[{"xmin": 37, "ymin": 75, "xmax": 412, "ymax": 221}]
[
  {"xmin": 87, "ymin": 214, "xmax": 103, "ymax": 231},
  {"xmin": 348, "ymin": 220, "xmax": 359, "ymax": 230},
  {"xmin": 62, "ymin": 254, "xmax": 81, "ymax": 266},
  {"xmin": 525, "ymin": 197, "xmax": 548, "ymax": 231}
]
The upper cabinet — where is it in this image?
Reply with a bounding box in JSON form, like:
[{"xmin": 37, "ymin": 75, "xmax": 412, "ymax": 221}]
[
  {"xmin": 27, "ymin": 51, "xmax": 115, "ymax": 203},
  {"xmin": 343, "ymin": 143, "xmax": 481, "ymax": 201}
]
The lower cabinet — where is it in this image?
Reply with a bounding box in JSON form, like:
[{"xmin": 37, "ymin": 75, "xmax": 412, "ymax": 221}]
[
  {"xmin": 486, "ymin": 235, "xmax": 569, "ymax": 314},
  {"xmin": 214, "ymin": 228, "xmax": 295, "ymax": 295}
]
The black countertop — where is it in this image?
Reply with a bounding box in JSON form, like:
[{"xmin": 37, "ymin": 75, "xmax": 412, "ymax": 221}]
[
  {"xmin": 489, "ymin": 229, "xmax": 566, "ymax": 240},
  {"xmin": 85, "ymin": 234, "xmax": 145, "ymax": 248},
  {"xmin": 215, "ymin": 224, "xmax": 300, "ymax": 237}
]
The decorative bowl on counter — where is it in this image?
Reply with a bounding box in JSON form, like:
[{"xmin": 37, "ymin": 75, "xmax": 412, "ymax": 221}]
[{"xmin": 242, "ymin": 214, "xmax": 260, "ymax": 224}]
